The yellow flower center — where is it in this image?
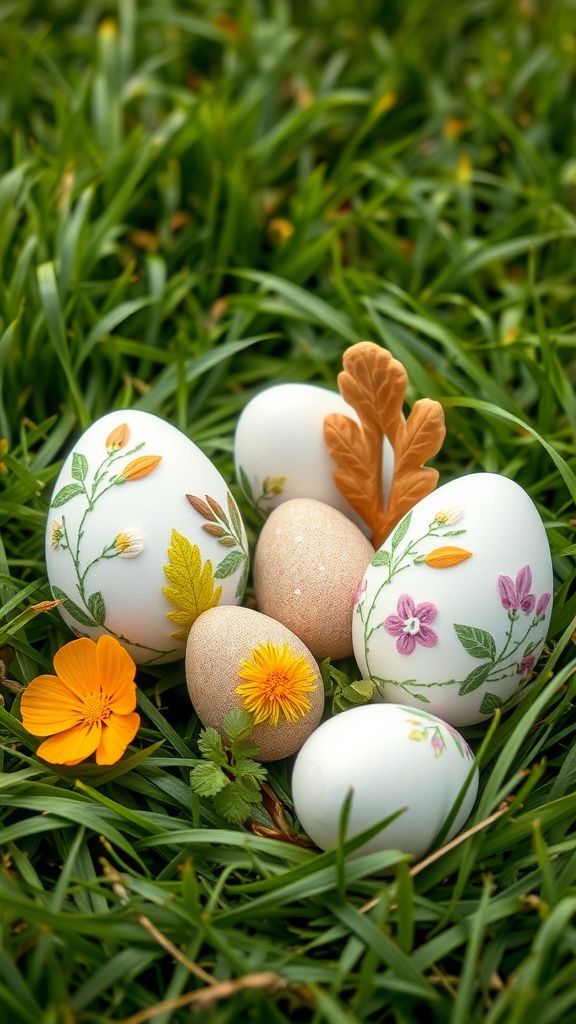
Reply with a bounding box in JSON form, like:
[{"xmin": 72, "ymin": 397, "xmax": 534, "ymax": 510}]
[
  {"xmin": 236, "ymin": 642, "xmax": 317, "ymax": 728},
  {"xmin": 82, "ymin": 690, "xmax": 112, "ymax": 725}
]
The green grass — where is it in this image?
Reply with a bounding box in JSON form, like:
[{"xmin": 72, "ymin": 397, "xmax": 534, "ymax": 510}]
[{"xmin": 1, "ymin": 0, "xmax": 576, "ymax": 1020}]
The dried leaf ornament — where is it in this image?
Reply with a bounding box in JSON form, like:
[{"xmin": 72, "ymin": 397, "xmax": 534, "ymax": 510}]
[{"xmin": 323, "ymin": 342, "xmax": 446, "ymax": 548}]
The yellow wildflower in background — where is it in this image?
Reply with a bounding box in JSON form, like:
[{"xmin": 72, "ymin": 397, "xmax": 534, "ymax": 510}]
[
  {"xmin": 20, "ymin": 635, "xmax": 140, "ymax": 766},
  {"xmin": 236, "ymin": 642, "xmax": 317, "ymax": 727}
]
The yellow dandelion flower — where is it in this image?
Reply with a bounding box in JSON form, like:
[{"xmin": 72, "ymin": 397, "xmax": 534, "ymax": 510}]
[
  {"xmin": 51, "ymin": 519, "xmax": 63, "ymax": 548},
  {"xmin": 236, "ymin": 642, "xmax": 317, "ymax": 728}
]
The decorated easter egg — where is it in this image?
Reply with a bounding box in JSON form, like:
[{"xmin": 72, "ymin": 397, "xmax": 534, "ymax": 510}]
[
  {"xmin": 234, "ymin": 382, "xmax": 393, "ymax": 534},
  {"xmin": 352, "ymin": 473, "xmax": 553, "ymax": 726},
  {"xmin": 185, "ymin": 605, "xmax": 324, "ymax": 761},
  {"xmin": 46, "ymin": 410, "xmax": 248, "ymax": 664},
  {"xmin": 253, "ymin": 498, "xmax": 374, "ymax": 660},
  {"xmin": 292, "ymin": 703, "xmax": 478, "ymax": 859}
]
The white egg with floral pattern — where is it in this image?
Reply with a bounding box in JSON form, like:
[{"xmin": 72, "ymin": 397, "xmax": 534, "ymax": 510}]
[
  {"xmin": 292, "ymin": 703, "xmax": 478, "ymax": 861},
  {"xmin": 45, "ymin": 410, "xmax": 249, "ymax": 665},
  {"xmin": 352, "ymin": 473, "xmax": 553, "ymax": 726}
]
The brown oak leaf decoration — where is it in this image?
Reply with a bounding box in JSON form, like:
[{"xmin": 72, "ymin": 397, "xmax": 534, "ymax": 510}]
[{"xmin": 323, "ymin": 341, "xmax": 446, "ymax": 548}]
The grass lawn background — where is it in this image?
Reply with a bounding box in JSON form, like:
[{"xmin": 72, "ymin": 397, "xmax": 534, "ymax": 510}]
[{"xmin": 1, "ymin": 0, "xmax": 576, "ymax": 1020}]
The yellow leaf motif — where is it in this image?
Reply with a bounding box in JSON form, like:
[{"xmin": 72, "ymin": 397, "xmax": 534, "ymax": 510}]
[
  {"xmin": 424, "ymin": 546, "xmax": 473, "ymax": 569},
  {"xmin": 162, "ymin": 529, "xmax": 222, "ymax": 642}
]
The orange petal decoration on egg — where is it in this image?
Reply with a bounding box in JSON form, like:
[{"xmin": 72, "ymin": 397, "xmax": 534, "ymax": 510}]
[
  {"xmin": 119, "ymin": 455, "xmax": 162, "ymax": 481},
  {"xmin": 323, "ymin": 342, "xmax": 446, "ymax": 548},
  {"xmin": 105, "ymin": 423, "xmax": 129, "ymax": 451},
  {"xmin": 423, "ymin": 546, "xmax": 473, "ymax": 568}
]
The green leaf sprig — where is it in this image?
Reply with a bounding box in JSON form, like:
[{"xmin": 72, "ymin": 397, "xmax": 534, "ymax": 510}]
[
  {"xmin": 320, "ymin": 660, "xmax": 374, "ymax": 714},
  {"xmin": 190, "ymin": 709, "xmax": 268, "ymax": 824}
]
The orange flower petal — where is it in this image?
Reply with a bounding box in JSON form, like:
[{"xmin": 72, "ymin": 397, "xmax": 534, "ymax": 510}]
[
  {"xmin": 95, "ymin": 635, "xmax": 137, "ymax": 712},
  {"xmin": 36, "ymin": 722, "xmax": 102, "ymax": 765},
  {"xmin": 423, "ymin": 546, "xmax": 473, "ymax": 569},
  {"xmin": 120, "ymin": 455, "xmax": 162, "ymax": 481},
  {"xmin": 20, "ymin": 675, "xmax": 84, "ymax": 736},
  {"xmin": 53, "ymin": 637, "xmax": 100, "ymax": 696},
  {"xmin": 106, "ymin": 423, "xmax": 129, "ymax": 450},
  {"xmin": 95, "ymin": 712, "xmax": 140, "ymax": 765}
]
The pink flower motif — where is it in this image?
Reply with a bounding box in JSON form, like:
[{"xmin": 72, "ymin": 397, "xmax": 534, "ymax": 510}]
[
  {"xmin": 518, "ymin": 653, "xmax": 536, "ymax": 675},
  {"xmin": 535, "ymin": 592, "xmax": 551, "ymax": 618},
  {"xmin": 353, "ymin": 578, "xmax": 367, "ymax": 609},
  {"xmin": 384, "ymin": 594, "xmax": 438, "ymax": 656},
  {"xmin": 431, "ymin": 733, "xmax": 445, "ymax": 758},
  {"xmin": 498, "ymin": 565, "xmax": 535, "ymax": 614}
]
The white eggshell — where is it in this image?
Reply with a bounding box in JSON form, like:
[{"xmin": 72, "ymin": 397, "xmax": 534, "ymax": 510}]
[
  {"xmin": 292, "ymin": 703, "xmax": 478, "ymax": 859},
  {"xmin": 46, "ymin": 410, "xmax": 248, "ymax": 664},
  {"xmin": 253, "ymin": 498, "xmax": 374, "ymax": 659},
  {"xmin": 234, "ymin": 382, "xmax": 393, "ymax": 535},
  {"xmin": 352, "ymin": 473, "xmax": 553, "ymax": 726}
]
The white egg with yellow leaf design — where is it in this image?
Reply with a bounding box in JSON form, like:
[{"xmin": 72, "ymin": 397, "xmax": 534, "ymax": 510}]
[{"xmin": 45, "ymin": 410, "xmax": 249, "ymax": 664}]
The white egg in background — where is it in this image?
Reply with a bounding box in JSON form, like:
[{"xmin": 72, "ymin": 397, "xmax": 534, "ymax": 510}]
[
  {"xmin": 234, "ymin": 382, "xmax": 393, "ymax": 535},
  {"xmin": 352, "ymin": 473, "xmax": 553, "ymax": 726},
  {"xmin": 46, "ymin": 410, "xmax": 249, "ymax": 664},
  {"xmin": 292, "ymin": 703, "xmax": 478, "ymax": 860}
]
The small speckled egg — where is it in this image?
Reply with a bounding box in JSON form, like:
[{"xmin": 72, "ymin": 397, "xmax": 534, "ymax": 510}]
[
  {"xmin": 234, "ymin": 382, "xmax": 393, "ymax": 535},
  {"xmin": 253, "ymin": 498, "xmax": 374, "ymax": 660},
  {"xmin": 46, "ymin": 410, "xmax": 249, "ymax": 664},
  {"xmin": 352, "ymin": 473, "xmax": 553, "ymax": 725},
  {"xmin": 292, "ymin": 703, "xmax": 478, "ymax": 859},
  {"xmin": 185, "ymin": 605, "xmax": 324, "ymax": 761}
]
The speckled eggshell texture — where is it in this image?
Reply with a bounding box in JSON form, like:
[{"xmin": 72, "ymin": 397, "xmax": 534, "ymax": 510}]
[
  {"xmin": 253, "ymin": 498, "xmax": 374, "ymax": 660},
  {"xmin": 352, "ymin": 472, "xmax": 553, "ymax": 726},
  {"xmin": 185, "ymin": 605, "xmax": 324, "ymax": 761}
]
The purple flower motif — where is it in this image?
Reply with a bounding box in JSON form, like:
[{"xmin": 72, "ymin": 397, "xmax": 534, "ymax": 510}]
[
  {"xmin": 384, "ymin": 594, "xmax": 439, "ymax": 656},
  {"xmin": 497, "ymin": 564, "xmax": 535, "ymax": 614},
  {"xmin": 518, "ymin": 653, "xmax": 536, "ymax": 676},
  {"xmin": 431, "ymin": 733, "xmax": 445, "ymax": 758},
  {"xmin": 353, "ymin": 578, "xmax": 367, "ymax": 609},
  {"xmin": 535, "ymin": 592, "xmax": 551, "ymax": 618}
]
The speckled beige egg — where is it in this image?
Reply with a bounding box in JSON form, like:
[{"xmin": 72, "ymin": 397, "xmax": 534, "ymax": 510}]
[
  {"xmin": 185, "ymin": 605, "xmax": 324, "ymax": 761},
  {"xmin": 253, "ymin": 498, "xmax": 374, "ymax": 660}
]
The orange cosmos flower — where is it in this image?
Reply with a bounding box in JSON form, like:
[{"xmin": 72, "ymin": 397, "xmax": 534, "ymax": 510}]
[
  {"xmin": 236, "ymin": 642, "xmax": 317, "ymax": 728},
  {"xmin": 20, "ymin": 635, "xmax": 140, "ymax": 766}
]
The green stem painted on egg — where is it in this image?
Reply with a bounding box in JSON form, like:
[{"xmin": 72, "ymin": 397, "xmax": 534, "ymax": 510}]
[
  {"xmin": 51, "ymin": 440, "xmax": 172, "ymax": 662},
  {"xmin": 360, "ymin": 514, "xmax": 546, "ymax": 716},
  {"xmin": 361, "ymin": 517, "xmax": 464, "ymax": 681}
]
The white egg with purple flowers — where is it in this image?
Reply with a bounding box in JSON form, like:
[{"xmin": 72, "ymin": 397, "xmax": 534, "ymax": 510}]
[
  {"xmin": 45, "ymin": 410, "xmax": 249, "ymax": 664},
  {"xmin": 292, "ymin": 703, "xmax": 478, "ymax": 860},
  {"xmin": 351, "ymin": 473, "xmax": 553, "ymax": 726}
]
